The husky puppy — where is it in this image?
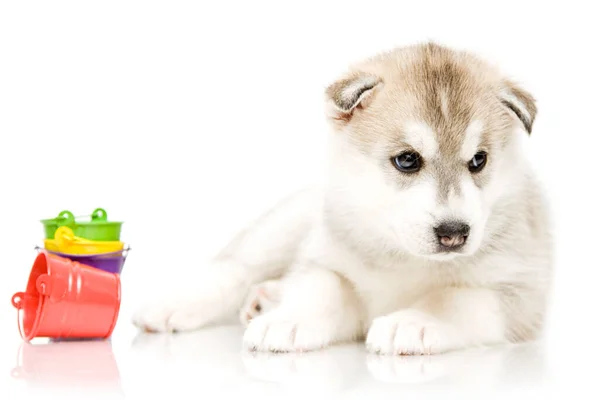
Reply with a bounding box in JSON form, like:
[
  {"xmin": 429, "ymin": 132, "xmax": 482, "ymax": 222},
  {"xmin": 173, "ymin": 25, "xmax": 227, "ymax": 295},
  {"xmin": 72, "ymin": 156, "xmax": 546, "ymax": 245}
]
[{"xmin": 133, "ymin": 42, "xmax": 553, "ymax": 355}]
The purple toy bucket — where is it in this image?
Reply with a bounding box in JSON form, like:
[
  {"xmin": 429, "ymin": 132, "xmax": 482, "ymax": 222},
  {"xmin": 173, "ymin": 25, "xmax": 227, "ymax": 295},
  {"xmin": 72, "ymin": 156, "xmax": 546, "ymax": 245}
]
[{"xmin": 34, "ymin": 246, "xmax": 130, "ymax": 275}]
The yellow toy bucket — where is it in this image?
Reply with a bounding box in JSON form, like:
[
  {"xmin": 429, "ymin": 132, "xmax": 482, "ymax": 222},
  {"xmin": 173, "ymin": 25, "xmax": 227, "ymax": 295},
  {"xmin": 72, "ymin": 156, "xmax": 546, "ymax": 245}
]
[{"xmin": 44, "ymin": 226, "xmax": 124, "ymax": 255}]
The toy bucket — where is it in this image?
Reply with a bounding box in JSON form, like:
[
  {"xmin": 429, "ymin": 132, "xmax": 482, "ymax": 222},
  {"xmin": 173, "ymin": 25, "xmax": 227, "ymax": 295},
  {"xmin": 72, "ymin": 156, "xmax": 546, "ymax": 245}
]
[
  {"xmin": 10, "ymin": 251, "xmax": 121, "ymax": 342},
  {"xmin": 37, "ymin": 246, "xmax": 130, "ymax": 275},
  {"xmin": 41, "ymin": 208, "xmax": 123, "ymax": 241},
  {"xmin": 44, "ymin": 226, "xmax": 124, "ymax": 255}
]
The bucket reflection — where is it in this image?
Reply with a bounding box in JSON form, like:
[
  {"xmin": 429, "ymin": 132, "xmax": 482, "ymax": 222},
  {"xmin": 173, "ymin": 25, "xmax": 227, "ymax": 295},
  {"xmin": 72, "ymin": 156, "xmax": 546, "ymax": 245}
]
[{"xmin": 11, "ymin": 339, "xmax": 123, "ymax": 394}]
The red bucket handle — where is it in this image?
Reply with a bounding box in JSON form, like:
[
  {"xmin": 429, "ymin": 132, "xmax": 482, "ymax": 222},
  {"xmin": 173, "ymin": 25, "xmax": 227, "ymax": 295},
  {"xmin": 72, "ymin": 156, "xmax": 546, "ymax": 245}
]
[
  {"xmin": 35, "ymin": 273, "xmax": 66, "ymax": 302},
  {"xmin": 12, "ymin": 291, "xmax": 45, "ymax": 342}
]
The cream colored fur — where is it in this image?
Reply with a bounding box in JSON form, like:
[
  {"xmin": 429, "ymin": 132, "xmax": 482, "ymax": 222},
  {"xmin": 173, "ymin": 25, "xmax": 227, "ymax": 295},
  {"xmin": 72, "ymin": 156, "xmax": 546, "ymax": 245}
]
[{"xmin": 133, "ymin": 43, "xmax": 553, "ymax": 355}]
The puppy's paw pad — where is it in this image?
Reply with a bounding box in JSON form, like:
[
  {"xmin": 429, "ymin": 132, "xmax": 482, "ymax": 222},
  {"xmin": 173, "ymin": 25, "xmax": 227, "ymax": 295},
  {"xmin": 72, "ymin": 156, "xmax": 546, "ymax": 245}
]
[{"xmin": 366, "ymin": 310, "xmax": 455, "ymax": 355}]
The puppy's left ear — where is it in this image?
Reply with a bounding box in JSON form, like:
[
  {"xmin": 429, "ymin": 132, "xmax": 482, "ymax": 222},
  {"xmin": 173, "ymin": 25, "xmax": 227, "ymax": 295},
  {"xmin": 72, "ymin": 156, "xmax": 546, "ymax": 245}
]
[{"xmin": 499, "ymin": 80, "xmax": 537, "ymax": 134}]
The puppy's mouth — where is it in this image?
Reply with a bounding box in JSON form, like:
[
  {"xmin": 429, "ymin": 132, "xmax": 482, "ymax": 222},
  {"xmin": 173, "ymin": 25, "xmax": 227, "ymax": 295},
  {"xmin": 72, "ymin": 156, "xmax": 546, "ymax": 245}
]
[
  {"xmin": 417, "ymin": 240, "xmax": 478, "ymax": 261},
  {"xmin": 424, "ymin": 250, "xmax": 467, "ymax": 262},
  {"xmin": 406, "ymin": 245, "xmax": 469, "ymax": 262}
]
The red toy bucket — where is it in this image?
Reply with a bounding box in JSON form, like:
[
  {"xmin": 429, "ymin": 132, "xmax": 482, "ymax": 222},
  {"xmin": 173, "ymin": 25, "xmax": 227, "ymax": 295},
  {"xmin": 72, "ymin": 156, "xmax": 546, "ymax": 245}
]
[{"xmin": 11, "ymin": 251, "xmax": 121, "ymax": 342}]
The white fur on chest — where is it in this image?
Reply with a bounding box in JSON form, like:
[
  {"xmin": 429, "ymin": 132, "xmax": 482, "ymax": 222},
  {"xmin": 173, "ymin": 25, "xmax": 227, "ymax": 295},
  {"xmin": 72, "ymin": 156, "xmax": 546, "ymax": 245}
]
[
  {"xmin": 345, "ymin": 264, "xmax": 442, "ymax": 323},
  {"xmin": 300, "ymin": 225, "xmax": 457, "ymax": 323}
]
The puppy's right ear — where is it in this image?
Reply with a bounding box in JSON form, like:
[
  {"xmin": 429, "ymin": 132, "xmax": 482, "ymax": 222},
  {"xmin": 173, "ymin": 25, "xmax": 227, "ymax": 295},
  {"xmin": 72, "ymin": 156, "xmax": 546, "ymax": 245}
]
[{"xmin": 325, "ymin": 72, "xmax": 382, "ymax": 124}]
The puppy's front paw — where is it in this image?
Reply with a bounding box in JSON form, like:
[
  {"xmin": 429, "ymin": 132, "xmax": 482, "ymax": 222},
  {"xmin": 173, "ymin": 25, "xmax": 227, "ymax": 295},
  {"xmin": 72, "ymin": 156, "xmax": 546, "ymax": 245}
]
[
  {"xmin": 366, "ymin": 310, "xmax": 461, "ymax": 355},
  {"xmin": 132, "ymin": 296, "xmax": 214, "ymax": 333},
  {"xmin": 242, "ymin": 313, "xmax": 336, "ymax": 353}
]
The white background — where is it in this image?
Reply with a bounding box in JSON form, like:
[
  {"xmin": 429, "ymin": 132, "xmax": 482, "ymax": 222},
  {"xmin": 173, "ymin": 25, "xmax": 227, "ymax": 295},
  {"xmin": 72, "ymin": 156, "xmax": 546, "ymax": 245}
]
[{"xmin": 1, "ymin": 1, "xmax": 599, "ymax": 398}]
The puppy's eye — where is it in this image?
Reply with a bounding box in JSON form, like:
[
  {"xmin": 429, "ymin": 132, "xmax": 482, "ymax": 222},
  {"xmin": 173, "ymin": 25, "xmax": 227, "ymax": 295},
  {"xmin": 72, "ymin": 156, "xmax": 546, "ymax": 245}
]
[
  {"xmin": 468, "ymin": 151, "xmax": 487, "ymax": 173},
  {"xmin": 392, "ymin": 152, "xmax": 422, "ymax": 173}
]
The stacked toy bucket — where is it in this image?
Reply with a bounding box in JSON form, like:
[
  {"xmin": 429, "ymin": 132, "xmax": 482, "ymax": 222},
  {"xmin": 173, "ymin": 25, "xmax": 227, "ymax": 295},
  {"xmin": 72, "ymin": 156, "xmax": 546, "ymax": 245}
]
[
  {"xmin": 39, "ymin": 208, "xmax": 128, "ymax": 275},
  {"xmin": 10, "ymin": 208, "xmax": 128, "ymax": 342}
]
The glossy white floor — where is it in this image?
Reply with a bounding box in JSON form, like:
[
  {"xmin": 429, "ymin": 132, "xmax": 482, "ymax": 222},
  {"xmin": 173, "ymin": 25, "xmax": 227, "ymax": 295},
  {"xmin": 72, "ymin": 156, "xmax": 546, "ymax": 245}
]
[{"xmin": 0, "ymin": 316, "xmax": 570, "ymax": 400}]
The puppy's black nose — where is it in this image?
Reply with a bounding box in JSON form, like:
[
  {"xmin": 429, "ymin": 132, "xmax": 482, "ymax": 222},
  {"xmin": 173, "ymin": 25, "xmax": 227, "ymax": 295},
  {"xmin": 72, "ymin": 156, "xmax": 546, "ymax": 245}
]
[{"xmin": 434, "ymin": 221, "xmax": 470, "ymax": 250}]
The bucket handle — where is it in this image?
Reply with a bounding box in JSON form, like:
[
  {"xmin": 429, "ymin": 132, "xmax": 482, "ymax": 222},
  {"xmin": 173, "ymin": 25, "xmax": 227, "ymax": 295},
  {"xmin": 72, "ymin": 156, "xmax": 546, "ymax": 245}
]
[
  {"xmin": 55, "ymin": 210, "xmax": 75, "ymax": 227},
  {"xmin": 90, "ymin": 208, "xmax": 108, "ymax": 222},
  {"xmin": 54, "ymin": 208, "xmax": 108, "ymax": 225},
  {"xmin": 11, "ymin": 292, "xmax": 44, "ymax": 343},
  {"xmin": 36, "ymin": 273, "xmax": 67, "ymax": 303},
  {"xmin": 11, "ymin": 292, "xmax": 26, "ymax": 340}
]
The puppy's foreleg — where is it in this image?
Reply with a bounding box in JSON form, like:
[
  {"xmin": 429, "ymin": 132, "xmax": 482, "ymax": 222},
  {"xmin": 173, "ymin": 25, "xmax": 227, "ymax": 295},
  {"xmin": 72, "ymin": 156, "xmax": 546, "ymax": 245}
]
[
  {"xmin": 242, "ymin": 268, "xmax": 364, "ymax": 352},
  {"xmin": 366, "ymin": 288, "xmax": 509, "ymax": 355},
  {"xmin": 132, "ymin": 189, "xmax": 319, "ymax": 333}
]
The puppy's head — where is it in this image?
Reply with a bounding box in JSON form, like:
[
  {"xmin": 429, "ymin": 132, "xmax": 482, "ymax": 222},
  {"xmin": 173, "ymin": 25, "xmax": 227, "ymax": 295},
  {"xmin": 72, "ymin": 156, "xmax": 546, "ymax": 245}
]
[{"xmin": 323, "ymin": 43, "xmax": 536, "ymax": 261}]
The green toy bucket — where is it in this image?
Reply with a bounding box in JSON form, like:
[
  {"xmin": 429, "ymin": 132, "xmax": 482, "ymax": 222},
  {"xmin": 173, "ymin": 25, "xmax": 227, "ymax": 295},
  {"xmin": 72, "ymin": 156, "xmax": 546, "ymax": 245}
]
[{"xmin": 41, "ymin": 208, "xmax": 123, "ymax": 241}]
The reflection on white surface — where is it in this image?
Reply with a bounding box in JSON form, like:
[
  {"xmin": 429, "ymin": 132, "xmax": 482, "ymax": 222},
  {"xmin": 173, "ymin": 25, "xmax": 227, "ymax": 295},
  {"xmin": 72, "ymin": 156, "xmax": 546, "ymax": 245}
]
[
  {"xmin": 5, "ymin": 325, "xmax": 553, "ymax": 398},
  {"xmin": 127, "ymin": 325, "xmax": 552, "ymax": 396},
  {"xmin": 241, "ymin": 344, "xmax": 365, "ymax": 391},
  {"xmin": 365, "ymin": 343, "xmax": 549, "ymax": 387},
  {"xmin": 10, "ymin": 338, "xmax": 124, "ymax": 398}
]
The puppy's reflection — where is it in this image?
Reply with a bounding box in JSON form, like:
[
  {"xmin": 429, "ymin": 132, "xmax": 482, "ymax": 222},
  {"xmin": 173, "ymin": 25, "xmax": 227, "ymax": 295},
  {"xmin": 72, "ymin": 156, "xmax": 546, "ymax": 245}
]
[
  {"xmin": 132, "ymin": 328, "xmax": 366, "ymax": 392},
  {"xmin": 131, "ymin": 328, "xmax": 548, "ymax": 392},
  {"xmin": 131, "ymin": 324, "xmax": 245, "ymax": 360},
  {"xmin": 242, "ymin": 344, "xmax": 366, "ymax": 391},
  {"xmin": 130, "ymin": 324, "xmax": 249, "ymax": 385},
  {"xmin": 239, "ymin": 341, "xmax": 548, "ymax": 391},
  {"xmin": 366, "ymin": 342, "xmax": 549, "ymax": 387}
]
